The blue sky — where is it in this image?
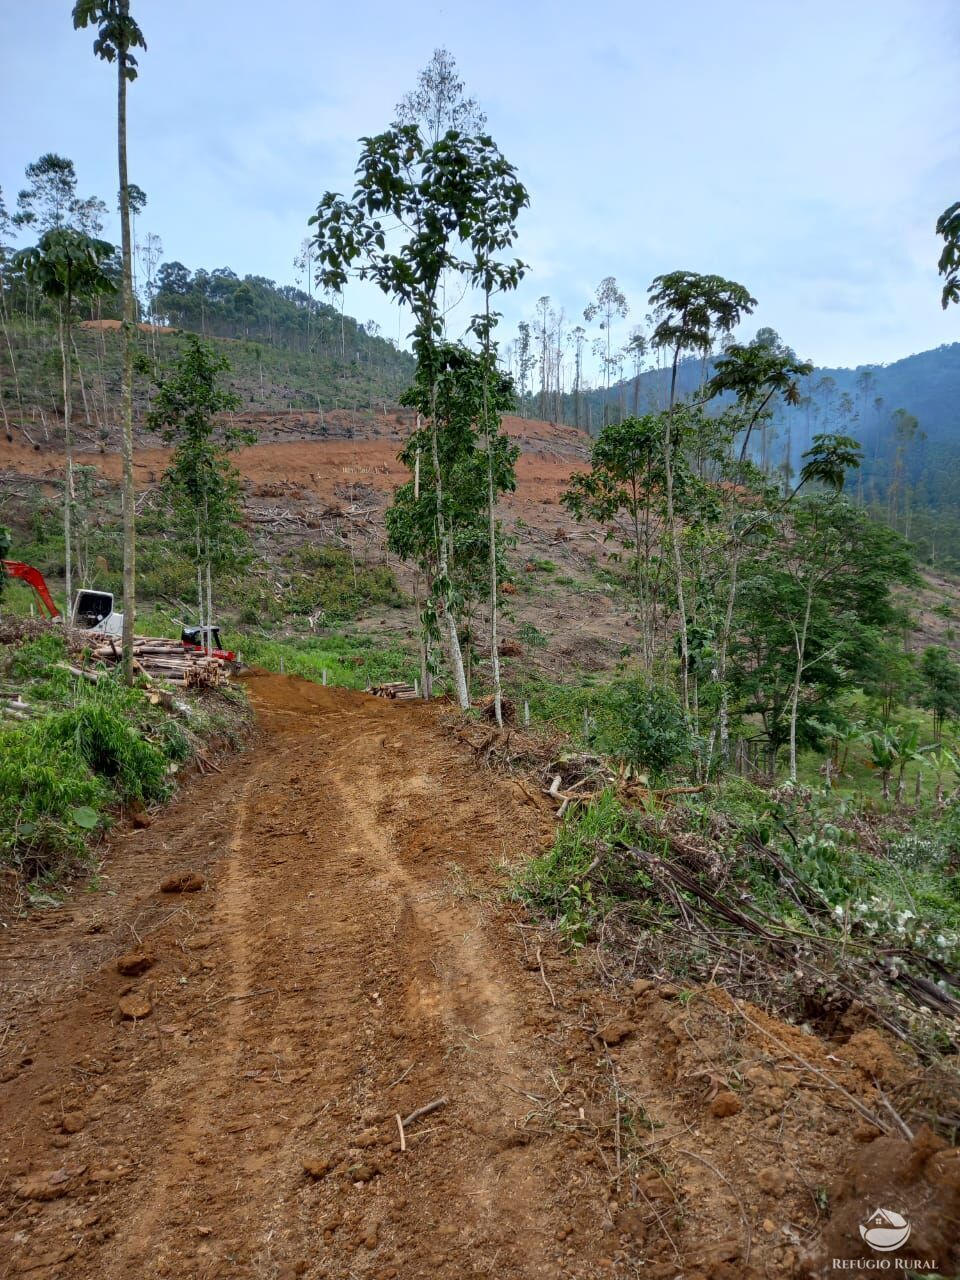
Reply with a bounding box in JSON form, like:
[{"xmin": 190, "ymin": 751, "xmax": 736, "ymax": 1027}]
[{"xmin": 2, "ymin": 0, "xmax": 958, "ymax": 374}]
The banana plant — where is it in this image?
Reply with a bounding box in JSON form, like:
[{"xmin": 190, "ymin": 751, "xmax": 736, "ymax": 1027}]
[
  {"xmin": 929, "ymin": 743, "xmax": 960, "ymax": 808},
  {"xmin": 868, "ymin": 729, "xmax": 898, "ymax": 802}
]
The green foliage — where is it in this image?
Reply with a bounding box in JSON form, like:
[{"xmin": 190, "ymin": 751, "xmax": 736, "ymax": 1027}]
[
  {"xmin": 596, "ymin": 677, "xmax": 693, "ymax": 781},
  {"xmin": 234, "ymin": 631, "xmax": 414, "ymax": 691},
  {"xmin": 918, "ymin": 646, "xmax": 960, "ymax": 739},
  {"xmin": 14, "ymin": 227, "xmax": 117, "ymax": 309},
  {"xmin": 517, "ymin": 791, "xmax": 636, "ymax": 945},
  {"xmin": 387, "ymin": 344, "xmax": 518, "ymax": 632},
  {"xmin": 72, "ymin": 1, "xmax": 147, "ymax": 83},
  {"xmin": 0, "ymin": 636, "xmax": 181, "ymax": 879},
  {"xmin": 147, "ymin": 334, "xmax": 249, "ymax": 621},
  {"xmin": 936, "ymin": 200, "xmax": 960, "ymax": 310},
  {"xmin": 0, "ymin": 524, "xmax": 10, "ymax": 600},
  {"xmin": 282, "ymin": 545, "xmax": 403, "ymax": 620}
]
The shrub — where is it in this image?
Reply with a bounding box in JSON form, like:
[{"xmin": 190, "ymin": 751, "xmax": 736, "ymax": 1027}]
[{"xmin": 597, "ymin": 677, "xmax": 692, "ymax": 781}]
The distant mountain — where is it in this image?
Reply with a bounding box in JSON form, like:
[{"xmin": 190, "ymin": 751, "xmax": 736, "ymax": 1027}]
[{"xmin": 565, "ymin": 342, "xmax": 960, "ymax": 568}]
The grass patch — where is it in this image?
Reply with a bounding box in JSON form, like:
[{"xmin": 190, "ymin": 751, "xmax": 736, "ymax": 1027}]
[
  {"xmin": 0, "ymin": 634, "xmax": 188, "ymax": 880},
  {"xmin": 234, "ymin": 629, "xmax": 415, "ymax": 690}
]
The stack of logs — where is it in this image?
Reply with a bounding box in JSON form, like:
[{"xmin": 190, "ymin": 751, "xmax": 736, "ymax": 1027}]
[
  {"xmin": 90, "ymin": 637, "xmax": 230, "ymax": 688},
  {"xmin": 367, "ymin": 680, "xmax": 419, "ymax": 701}
]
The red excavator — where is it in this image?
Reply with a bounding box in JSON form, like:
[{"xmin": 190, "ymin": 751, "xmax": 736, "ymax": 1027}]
[{"xmin": 1, "ymin": 560, "xmax": 237, "ymax": 662}]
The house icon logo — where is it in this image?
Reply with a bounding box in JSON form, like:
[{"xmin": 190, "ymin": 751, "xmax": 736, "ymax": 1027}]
[{"xmin": 859, "ymin": 1208, "xmax": 911, "ymax": 1252}]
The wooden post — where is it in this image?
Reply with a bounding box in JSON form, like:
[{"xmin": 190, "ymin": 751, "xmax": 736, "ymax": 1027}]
[
  {"xmin": 523, "ymin": 700, "xmax": 530, "ymax": 727},
  {"xmin": 414, "ymin": 677, "xmax": 419, "ymax": 698},
  {"xmin": 322, "ymin": 669, "xmax": 327, "ymax": 686},
  {"xmin": 279, "ymin": 656, "xmax": 284, "ymax": 674}
]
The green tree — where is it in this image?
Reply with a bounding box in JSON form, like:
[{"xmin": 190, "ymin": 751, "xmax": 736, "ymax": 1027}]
[
  {"xmin": 73, "ymin": 0, "xmax": 147, "ymax": 684},
  {"xmin": 918, "ymin": 646, "xmax": 960, "ymax": 740},
  {"xmin": 387, "ymin": 345, "xmax": 517, "ymax": 698},
  {"xmin": 936, "ymin": 200, "xmax": 959, "ymax": 309},
  {"xmin": 147, "ymin": 336, "xmax": 247, "ymax": 640},
  {"xmin": 732, "ymin": 496, "xmax": 915, "ymax": 781},
  {"xmin": 706, "ymin": 330, "xmax": 812, "ymax": 466},
  {"xmin": 15, "ymin": 228, "xmax": 116, "ymax": 611},
  {"xmin": 310, "ymin": 122, "xmax": 526, "ymax": 708},
  {"xmin": 0, "ymin": 525, "xmax": 10, "ymax": 601},
  {"xmin": 584, "ymin": 277, "xmax": 628, "ymax": 427},
  {"xmin": 14, "ymin": 154, "xmax": 79, "ymax": 231},
  {"xmin": 562, "ymin": 414, "xmax": 666, "ymax": 664},
  {"xmin": 648, "ymin": 271, "xmax": 757, "ymax": 714}
]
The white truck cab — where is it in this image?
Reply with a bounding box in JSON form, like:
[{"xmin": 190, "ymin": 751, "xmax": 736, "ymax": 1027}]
[{"xmin": 72, "ymin": 589, "xmax": 124, "ymax": 638}]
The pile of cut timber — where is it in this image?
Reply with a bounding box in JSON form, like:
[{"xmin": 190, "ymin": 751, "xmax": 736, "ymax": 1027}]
[
  {"xmin": 90, "ymin": 636, "xmax": 230, "ymax": 688},
  {"xmin": 367, "ymin": 680, "xmax": 418, "ymax": 701}
]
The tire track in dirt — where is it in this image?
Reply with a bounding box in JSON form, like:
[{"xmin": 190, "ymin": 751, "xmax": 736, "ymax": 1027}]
[{"xmin": 1, "ymin": 673, "xmax": 625, "ymax": 1279}]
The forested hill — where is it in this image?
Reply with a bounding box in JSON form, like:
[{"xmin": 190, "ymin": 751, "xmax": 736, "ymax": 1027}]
[
  {"xmin": 151, "ymin": 262, "xmax": 410, "ymax": 375},
  {"xmin": 0, "ymin": 260, "xmax": 416, "ymax": 425},
  {"xmin": 588, "ymin": 342, "xmax": 960, "ymax": 449},
  {"xmin": 574, "ymin": 341, "xmax": 960, "ymax": 568}
]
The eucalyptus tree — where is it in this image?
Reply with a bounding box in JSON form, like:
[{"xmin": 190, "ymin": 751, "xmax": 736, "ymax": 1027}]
[
  {"xmin": 14, "ymin": 154, "xmax": 79, "ymax": 231},
  {"xmin": 515, "ymin": 320, "xmax": 535, "ymax": 416},
  {"xmin": 395, "ymin": 48, "xmax": 486, "ymax": 143},
  {"xmin": 73, "ymin": 0, "xmax": 147, "ymax": 686},
  {"xmin": 15, "ymin": 229, "xmax": 116, "ymax": 610},
  {"xmin": 466, "ymin": 175, "xmax": 528, "ymax": 725},
  {"xmin": 701, "ymin": 329, "xmax": 812, "ymax": 763},
  {"xmin": 584, "ymin": 276, "xmax": 628, "ymax": 427},
  {"xmin": 147, "ymin": 336, "xmax": 248, "ymax": 640},
  {"xmin": 937, "ymin": 200, "xmax": 959, "ymax": 309},
  {"xmin": 562, "ymin": 414, "xmax": 666, "ymax": 663},
  {"xmin": 310, "ymin": 123, "xmax": 526, "ymax": 708},
  {"xmin": 648, "ymin": 271, "xmax": 757, "ymax": 713},
  {"xmin": 387, "ymin": 345, "xmax": 518, "ymax": 699},
  {"xmin": 625, "ymin": 327, "xmax": 647, "ymax": 415}
]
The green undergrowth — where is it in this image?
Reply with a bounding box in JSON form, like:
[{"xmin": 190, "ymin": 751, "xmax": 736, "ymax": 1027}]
[
  {"xmin": 0, "ymin": 631, "xmax": 245, "ymax": 887},
  {"xmin": 233, "ymin": 629, "xmax": 415, "ymax": 690},
  {"xmin": 517, "ymin": 775, "xmax": 960, "ymax": 977}
]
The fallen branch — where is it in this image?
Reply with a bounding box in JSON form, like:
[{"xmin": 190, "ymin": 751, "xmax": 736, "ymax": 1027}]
[
  {"xmin": 395, "ymin": 1113, "xmax": 406, "ymax": 1152},
  {"xmin": 536, "ymin": 947, "xmax": 557, "ymax": 1008},
  {"xmin": 402, "ymin": 1096, "xmax": 448, "ymax": 1128}
]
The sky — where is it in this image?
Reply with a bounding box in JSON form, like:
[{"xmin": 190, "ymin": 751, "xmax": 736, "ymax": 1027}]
[{"xmin": 2, "ymin": 0, "xmax": 958, "ymax": 375}]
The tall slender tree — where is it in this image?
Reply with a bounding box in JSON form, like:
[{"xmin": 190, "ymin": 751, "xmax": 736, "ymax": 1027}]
[
  {"xmin": 648, "ymin": 271, "xmax": 756, "ymax": 714},
  {"xmin": 311, "ymin": 125, "xmax": 525, "ymax": 708},
  {"xmin": 584, "ymin": 277, "xmax": 628, "ymax": 427},
  {"xmin": 73, "ymin": 0, "xmax": 147, "ymax": 686},
  {"xmin": 15, "ymin": 230, "xmax": 116, "ymax": 612}
]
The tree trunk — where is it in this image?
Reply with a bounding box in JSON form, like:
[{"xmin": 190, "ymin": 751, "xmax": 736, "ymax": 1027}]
[
  {"xmin": 428, "ymin": 375, "xmax": 469, "ymax": 709},
  {"xmin": 118, "ymin": 15, "xmax": 137, "ymax": 686},
  {"xmin": 788, "ymin": 585, "xmax": 814, "ymax": 783},
  {"xmin": 664, "ymin": 346, "xmax": 690, "ymax": 716},
  {"xmin": 58, "ymin": 304, "xmax": 73, "ymax": 615},
  {"xmin": 483, "ymin": 297, "xmax": 503, "ymax": 728}
]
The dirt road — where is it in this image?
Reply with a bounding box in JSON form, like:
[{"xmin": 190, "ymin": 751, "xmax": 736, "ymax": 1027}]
[
  {"xmin": 0, "ymin": 675, "xmax": 632, "ymax": 1279},
  {"xmin": 2, "ymin": 675, "xmax": 956, "ymax": 1279}
]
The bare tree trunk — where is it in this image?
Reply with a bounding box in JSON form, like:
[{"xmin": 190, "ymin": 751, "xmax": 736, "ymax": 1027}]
[
  {"xmin": 664, "ymin": 347, "xmax": 690, "ymax": 716},
  {"xmin": 788, "ymin": 586, "xmax": 814, "ymax": 783},
  {"xmin": 117, "ymin": 12, "xmax": 137, "ymax": 685},
  {"xmin": 428, "ymin": 381, "xmax": 469, "ymax": 709},
  {"xmin": 58, "ymin": 305, "xmax": 73, "ymax": 614},
  {"xmin": 483, "ymin": 295, "xmax": 504, "ymax": 727}
]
